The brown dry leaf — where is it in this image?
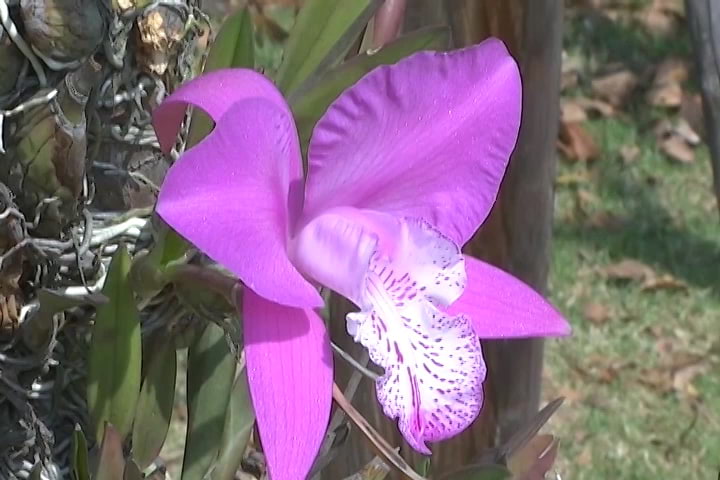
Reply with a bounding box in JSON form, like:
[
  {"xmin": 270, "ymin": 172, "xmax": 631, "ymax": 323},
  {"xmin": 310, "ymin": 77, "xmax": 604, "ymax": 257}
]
[
  {"xmin": 583, "ymin": 302, "xmax": 611, "ymax": 325},
  {"xmin": 601, "ymin": 259, "xmax": 655, "ymax": 282},
  {"xmin": 556, "ymin": 385, "xmax": 586, "ymax": 404},
  {"xmin": 675, "ymin": 118, "xmax": 702, "ymax": 145},
  {"xmin": 562, "ymin": 71, "xmax": 580, "ymax": 91},
  {"xmin": 635, "ymin": 0, "xmax": 679, "ymax": 35},
  {"xmin": 561, "ymin": 100, "xmax": 588, "ymax": 123},
  {"xmin": 586, "ymin": 210, "xmax": 629, "ymax": 230},
  {"xmin": 576, "ymin": 446, "xmax": 592, "ymax": 467},
  {"xmin": 343, "ymin": 457, "xmax": 391, "ymax": 480},
  {"xmin": 641, "ymin": 273, "xmax": 688, "ymax": 292},
  {"xmin": 620, "ymin": 144, "xmax": 641, "ymax": 164},
  {"xmin": 507, "ymin": 435, "xmax": 559, "ymax": 480},
  {"xmin": 661, "ymin": 135, "xmax": 695, "ymax": 164},
  {"xmin": 592, "ymin": 70, "xmax": 638, "ymax": 106},
  {"xmin": 331, "ymin": 384, "xmax": 426, "ymax": 480},
  {"xmin": 672, "ymin": 361, "xmax": 707, "ymax": 398},
  {"xmin": 638, "ymin": 367, "xmax": 673, "ymax": 393},
  {"xmin": 647, "ymin": 58, "xmax": 689, "ymax": 107},
  {"xmin": 647, "ymin": 81, "xmax": 683, "ymax": 107},
  {"xmin": 558, "ymin": 122, "xmax": 600, "ymax": 162},
  {"xmin": 576, "ymin": 97, "xmax": 616, "ymax": 117},
  {"xmin": 681, "ymin": 93, "xmax": 705, "ymax": 140}
]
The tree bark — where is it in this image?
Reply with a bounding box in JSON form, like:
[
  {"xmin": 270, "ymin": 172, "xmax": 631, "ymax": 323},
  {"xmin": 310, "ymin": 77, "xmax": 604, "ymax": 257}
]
[
  {"xmin": 324, "ymin": 0, "xmax": 563, "ymax": 477},
  {"xmin": 685, "ymin": 0, "xmax": 720, "ymax": 215},
  {"xmin": 453, "ymin": 0, "xmax": 564, "ymax": 443}
]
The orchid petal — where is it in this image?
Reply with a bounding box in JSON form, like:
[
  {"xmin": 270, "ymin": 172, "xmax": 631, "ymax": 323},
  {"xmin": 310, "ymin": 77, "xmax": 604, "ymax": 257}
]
[
  {"xmin": 305, "ymin": 38, "xmax": 522, "ymax": 245},
  {"xmin": 304, "ymin": 212, "xmax": 485, "ymax": 452},
  {"xmin": 242, "ymin": 289, "xmax": 333, "ymax": 480},
  {"xmin": 157, "ymin": 98, "xmax": 322, "ymax": 308},
  {"xmin": 446, "ymin": 256, "xmax": 571, "ymax": 338},
  {"xmin": 152, "ymin": 69, "xmax": 289, "ymax": 153}
]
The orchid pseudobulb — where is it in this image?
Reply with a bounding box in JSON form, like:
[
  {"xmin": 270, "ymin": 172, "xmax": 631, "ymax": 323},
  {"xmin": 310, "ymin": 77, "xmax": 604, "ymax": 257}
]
[{"xmin": 152, "ymin": 38, "xmax": 570, "ymax": 480}]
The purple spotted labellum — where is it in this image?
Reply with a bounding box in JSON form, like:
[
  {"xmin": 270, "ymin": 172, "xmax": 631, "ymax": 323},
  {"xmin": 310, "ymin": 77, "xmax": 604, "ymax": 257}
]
[{"xmin": 152, "ymin": 38, "xmax": 570, "ymax": 480}]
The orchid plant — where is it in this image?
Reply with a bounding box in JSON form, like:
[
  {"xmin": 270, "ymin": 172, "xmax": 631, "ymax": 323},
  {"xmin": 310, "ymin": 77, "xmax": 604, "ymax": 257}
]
[{"xmin": 151, "ymin": 35, "xmax": 570, "ymax": 480}]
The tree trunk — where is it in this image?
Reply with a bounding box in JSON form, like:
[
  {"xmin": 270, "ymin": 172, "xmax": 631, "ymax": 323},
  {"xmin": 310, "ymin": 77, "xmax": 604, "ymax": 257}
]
[
  {"xmin": 685, "ymin": 0, "xmax": 720, "ymax": 215},
  {"xmin": 325, "ymin": 0, "xmax": 564, "ymax": 477}
]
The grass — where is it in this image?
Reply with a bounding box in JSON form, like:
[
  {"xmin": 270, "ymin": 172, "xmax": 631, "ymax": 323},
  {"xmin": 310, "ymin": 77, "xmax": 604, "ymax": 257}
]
[{"xmin": 544, "ymin": 7, "xmax": 720, "ymax": 479}]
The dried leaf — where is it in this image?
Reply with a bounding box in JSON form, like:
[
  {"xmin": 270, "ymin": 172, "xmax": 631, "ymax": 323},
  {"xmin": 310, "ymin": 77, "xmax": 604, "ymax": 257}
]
[
  {"xmin": 620, "ymin": 144, "xmax": 641, "ymax": 163},
  {"xmin": 576, "ymin": 97, "xmax": 616, "ymax": 117},
  {"xmin": 560, "ymin": 100, "xmax": 588, "ymax": 123},
  {"xmin": 680, "ymin": 93, "xmax": 705, "ymax": 140},
  {"xmin": 331, "ymin": 383, "xmax": 427, "ymax": 480},
  {"xmin": 591, "ymin": 70, "xmax": 638, "ymax": 106},
  {"xmin": 576, "ymin": 446, "xmax": 592, "ymax": 467},
  {"xmin": 94, "ymin": 424, "xmax": 126, "ymax": 480},
  {"xmin": 601, "ymin": 259, "xmax": 655, "ymax": 282},
  {"xmin": 634, "ymin": 0, "xmax": 679, "ymax": 35},
  {"xmin": 342, "ymin": 456, "xmax": 392, "ymax": 480},
  {"xmin": 507, "ymin": 435, "xmax": 559, "ymax": 480},
  {"xmin": 586, "ymin": 210, "xmax": 629, "ymax": 231},
  {"xmin": 558, "ymin": 122, "xmax": 600, "ymax": 162},
  {"xmin": 672, "ymin": 361, "xmax": 707, "ymax": 397},
  {"xmin": 646, "ymin": 58, "xmax": 688, "ymax": 107},
  {"xmin": 583, "ymin": 302, "xmax": 610, "ymax": 325},
  {"xmin": 674, "ymin": 118, "xmax": 701, "ymax": 145},
  {"xmin": 640, "ymin": 274, "xmax": 688, "ymax": 292},
  {"xmin": 660, "ymin": 135, "xmax": 695, "ymax": 164}
]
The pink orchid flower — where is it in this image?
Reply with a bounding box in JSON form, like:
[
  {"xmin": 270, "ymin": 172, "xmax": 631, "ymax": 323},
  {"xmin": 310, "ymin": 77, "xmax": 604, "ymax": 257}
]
[{"xmin": 152, "ymin": 38, "xmax": 570, "ymax": 480}]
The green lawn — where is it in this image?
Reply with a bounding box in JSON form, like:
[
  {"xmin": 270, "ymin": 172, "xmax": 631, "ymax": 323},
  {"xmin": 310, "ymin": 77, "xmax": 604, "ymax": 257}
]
[{"xmin": 544, "ymin": 6, "xmax": 720, "ymax": 479}]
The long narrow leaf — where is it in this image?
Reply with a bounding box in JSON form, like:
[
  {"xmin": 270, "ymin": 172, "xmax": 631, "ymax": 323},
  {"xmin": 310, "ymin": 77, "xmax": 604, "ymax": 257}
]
[
  {"xmin": 211, "ymin": 367, "xmax": 256, "ymax": 480},
  {"xmin": 87, "ymin": 245, "xmax": 142, "ymax": 442},
  {"xmin": 71, "ymin": 426, "xmax": 90, "ymax": 480},
  {"xmin": 275, "ymin": 0, "xmax": 381, "ymax": 94},
  {"xmin": 186, "ymin": 7, "xmax": 255, "ymax": 148},
  {"xmin": 291, "ymin": 26, "xmax": 450, "ymax": 150},
  {"xmin": 131, "ymin": 338, "xmax": 177, "ymax": 470},
  {"xmin": 180, "ymin": 323, "xmax": 237, "ymax": 480}
]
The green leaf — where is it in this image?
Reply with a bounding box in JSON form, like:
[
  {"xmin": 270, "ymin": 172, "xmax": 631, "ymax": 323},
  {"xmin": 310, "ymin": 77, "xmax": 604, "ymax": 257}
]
[
  {"xmin": 416, "ymin": 458, "xmax": 431, "ymax": 477},
  {"xmin": 186, "ymin": 7, "xmax": 255, "ymax": 148},
  {"xmin": 291, "ymin": 26, "xmax": 450, "ymax": 150},
  {"xmin": 87, "ymin": 245, "xmax": 142, "ymax": 442},
  {"xmin": 275, "ymin": 0, "xmax": 381, "ymax": 95},
  {"xmin": 180, "ymin": 323, "xmax": 237, "ymax": 480},
  {"xmin": 23, "ymin": 288, "xmax": 107, "ymax": 351},
  {"xmin": 211, "ymin": 367, "xmax": 255, "ymax": 480},
  {"xmin": 123, "ymin": 459, "xmax": 143, "ymax": 480},
  {"xmin": 438, "ymin": 464, "xmax": 513, "ymax": 480},
  {"xmin": 205, "ymin": 7, "xmax": 255, "ymax": 73},
  {"xmin": 131, "ymin": 338, "xmax": 177, "ymax": 470},
  {"xmin": 129, "ymin": 222, "xmax": 189, "ymax": 301},
  {"xmin": 71, "ymin": 426, "xmax": 90, "ymax": 480},
  {"xmin": 94, "ymin": 424, "xmax": 126, "ymax": 480}
]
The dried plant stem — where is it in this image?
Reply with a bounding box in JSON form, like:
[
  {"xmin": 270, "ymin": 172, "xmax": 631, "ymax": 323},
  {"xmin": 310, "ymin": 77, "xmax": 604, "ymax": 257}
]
[{"xmin": 331, "ymin": 341, "xmax": 380, "ymax": 381}]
